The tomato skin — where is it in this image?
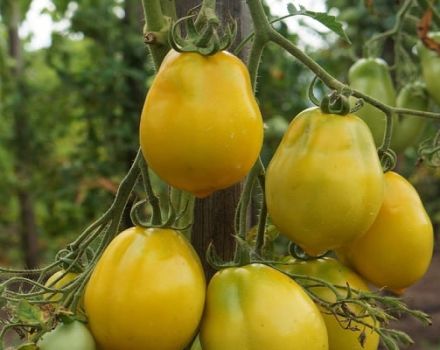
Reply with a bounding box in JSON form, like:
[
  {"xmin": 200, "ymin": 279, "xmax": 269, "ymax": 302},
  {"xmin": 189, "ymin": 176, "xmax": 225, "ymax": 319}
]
[
  {"xmin": 349, "ymin": 58, "xmax": 397, "ymax": 146},
  {"xmin": 44, "ymin": 270, "xmax": 78, "ymax": 302},
  {"xmin": 418, "ymin": 32, "xmax": 440, "ymax": 106},
  {"xmin": 337, "ymin": 172, "xmax": 434, "ymax": 292},
  {"xmin": 391, "ymin": 82, "xmax": 429, "ymax": 153},
  {"xmin": 200, "ymin": 263, "xmax": 328, "ymax": 350},
  {"xmin": 37, "ymin": 321, "xmax": 96, "ymax": 350},
  {"xmin": 281, "ymin": 258, "xmax": 379, "ymax": 350},
  {"xmin": 84, "ymin": 227, "xmax": 206, "ymax": 350},
  {"xmin": 139, "ymin": 50, "xmax": 263, "ymax": 198},
  {"xmin": 266, "ymin": 107, "xmax": 384, "ymax": 255}
]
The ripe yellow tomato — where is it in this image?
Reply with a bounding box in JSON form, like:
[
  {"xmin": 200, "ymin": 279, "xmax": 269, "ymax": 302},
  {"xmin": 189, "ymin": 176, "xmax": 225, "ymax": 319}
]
[
  {"xmin": 200, "ymin": 263, "xmax": 328, "ymax": 350},
  {"xmin": 140, "ymin": 50, "xmax": 263, "ymax": 198},
  {"xmin": 44, "ymin": 270, "xmax": 78, "ymax": 302},
  {"xmin": 281, "ymin": 258, "xmax": 379, "ymax": 350},
  {"xmin": 84, "ymin": 227, "xmax": 206, "ymax": 350},
  {"xmin": 266, "ymin": 107, "xmax": 384, "ymax": 255},
  {"xmin": 337, "ymin": 172, "xmax": 434, "ymax": 293}
]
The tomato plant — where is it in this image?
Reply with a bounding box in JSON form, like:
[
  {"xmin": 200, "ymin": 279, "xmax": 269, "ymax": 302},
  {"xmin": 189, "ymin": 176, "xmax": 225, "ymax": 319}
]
[
  {"xmin": 337, "ymin": 171, "xmax": 434, "ymax": 293},
  {"xmin": 84, "ymin": 227, "xmax": 206, "ymax": 350},
  {"xmin": 199, "ymin": 264, "xmax": 328, "ymax": 350},
  {"xmin": 281, "ymin": 258, "xmax": 379, "ymax": 350},
  {"xmin": 1, "ymin": 2, "xmax": 438, "ymax": 350},
  {"xmin": 37, "ymin": 321, "xmax": 96, "ymax": 350},
  {"xmin": 348, "ymin": 58, "xmax": 397, "ymax": 146},
  {"xmin": 139, "ymin": 49, "xmax": 263, "ymax": 198},
  {"xmin": 266, "ymin": 107, "xmax": 384, "ymax": 255}
]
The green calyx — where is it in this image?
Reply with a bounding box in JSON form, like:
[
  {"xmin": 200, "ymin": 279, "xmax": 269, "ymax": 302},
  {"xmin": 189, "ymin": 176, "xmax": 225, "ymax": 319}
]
[
  {"xmin": 320, "ymin": 91, "xmax": 351, "ymax": 116},
  {"xmin": 169, "ymin": 7, "xmax": 237, "ymax": 55}
]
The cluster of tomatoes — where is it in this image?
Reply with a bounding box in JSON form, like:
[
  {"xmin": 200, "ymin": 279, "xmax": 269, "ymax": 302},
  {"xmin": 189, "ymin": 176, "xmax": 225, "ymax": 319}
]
[{"xmin": 38, "ymin": 41, "xmax": 435, "ymax": 350}]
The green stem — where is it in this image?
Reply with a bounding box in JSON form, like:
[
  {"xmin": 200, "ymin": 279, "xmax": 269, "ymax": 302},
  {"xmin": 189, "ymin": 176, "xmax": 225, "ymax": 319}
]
[
  {"xmin": 381, "ymin": 112, "xmax": 394, "ymax": 151},
  {"xmin": 363, "ymin": 0, "xmax": 414, "ymax": 58},
  {"xmin": 142, "ymin": 0, "xmax": 170, "ymax": 69},
  {"xmin": 254, "ymin": 162, "xmax": 267, "ymax": 257},
  {"xmin": 248, "ymin": 38, "xmax": 266, "ymax": 90},
  {"xmin": 270, "ymin": 28, "xmax": 440, "ymax": 120},
  {"xmin": 139, "ymin": 156, "xmax": 162, "ymax": 225},
  {"xmin": 160, "ymin": 0, "xmax": 177, "ymax": 20},
  {"xmin": 237, "ymin": 166, "xmax": 259, "ymax": 239},
  {"xmin": 234, "ymin": 14, "xmax": 302, "ymax": 56},
  {"xmin": 269, "ymin": 30, "xmax": 345, "ymax": 90}
]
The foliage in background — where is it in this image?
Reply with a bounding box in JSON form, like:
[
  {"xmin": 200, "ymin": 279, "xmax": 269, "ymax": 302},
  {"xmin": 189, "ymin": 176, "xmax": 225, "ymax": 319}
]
[{"xmin": 0, "ymin": 0, "xmax": 438, "ymax": 269}]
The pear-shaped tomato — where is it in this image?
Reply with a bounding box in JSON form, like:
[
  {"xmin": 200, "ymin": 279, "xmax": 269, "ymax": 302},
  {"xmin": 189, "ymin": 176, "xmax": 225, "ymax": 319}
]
[
  {"xmin": 391, "ymin": 83, "xmax": 429, "ymax": 153},
  {"xmin": 348, "ymin": 58, "xmax": 397, "ymax": 146},
  {"xmin": 84, "ymin": 227, "xmax": 206, "ymax": 350},
  {"xmin": 266, "ymin": 107, "xmax": 384, "ymax": 255},
  {"xmin": 139, "ymin": 50, "xmax": 263, "ymax": 198},
  {"xmin": 281, "ymin": 258, "xmax": 379, "ymax": 350},
  {"xmin": 200, "ymin": 263, "xmax": 328, "ymax": 350},
  {"xmin": 418, "ymin": 32, "xmax": 440, "ymax": 106},
  {"xmin": 337, "ymin": 172, "xmax": 434, "ymax": 293}
]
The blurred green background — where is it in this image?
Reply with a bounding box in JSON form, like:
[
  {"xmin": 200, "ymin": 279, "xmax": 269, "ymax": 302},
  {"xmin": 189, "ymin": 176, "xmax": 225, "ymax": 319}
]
[{"xmin": 1, "ymin": 1, "xmax": 439, "ymax": 347}]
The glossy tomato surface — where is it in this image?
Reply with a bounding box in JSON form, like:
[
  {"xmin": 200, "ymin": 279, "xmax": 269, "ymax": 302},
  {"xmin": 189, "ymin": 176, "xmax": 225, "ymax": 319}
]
[
  {"xmin": 337, "ymin": 172, "xmax": 434, "ymax": 293},
  {"xmin": 281, "ymin": 258, "xmax": 379, "ymax": 350},
  {"xmin": 200, "ymin": 263, "xmax": 328, "ymax": 350},
  {"xmin": 84, "ymin": 227, "xmax": 206, "ymax": 350},
  {"xmin": 140, "ymin": 50, "xmax": 263, "ymax": 198},
  {"xmin": 266, "ymin": 107, "xmax": 384, "ymax": 255}
]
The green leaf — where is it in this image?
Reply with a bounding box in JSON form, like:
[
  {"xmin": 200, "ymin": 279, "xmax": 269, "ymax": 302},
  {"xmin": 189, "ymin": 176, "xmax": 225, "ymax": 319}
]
[
  {"xmin": 15, "ymin": 300, "xmax": 44, "ymax": 325},
  {"xmin": 287, "ymin": 3, "xmax": 351, "ymax": 44}
]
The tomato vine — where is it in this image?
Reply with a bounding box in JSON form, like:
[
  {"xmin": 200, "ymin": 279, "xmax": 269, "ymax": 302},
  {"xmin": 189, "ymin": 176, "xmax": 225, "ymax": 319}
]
[{"xmin": 1, "ymin": 0, "xmax": 440, "ymax": 349}]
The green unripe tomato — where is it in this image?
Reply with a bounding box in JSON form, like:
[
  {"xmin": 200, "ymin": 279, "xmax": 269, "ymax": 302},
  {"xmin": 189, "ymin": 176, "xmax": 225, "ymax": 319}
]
[
  {"xmin": 391, "ymin": 82, "xmax": 429, "ymax": 153},
  {"xmin": 349, "ymin": 58, "xmax": 397, "ymax": 146},
  {"xmin": 418, "ymin": 32, "xmax": 440, "ymax": 106},
  {"xmin": 38, "ymin": 321, "xmax": 96, "ymax": 350}
]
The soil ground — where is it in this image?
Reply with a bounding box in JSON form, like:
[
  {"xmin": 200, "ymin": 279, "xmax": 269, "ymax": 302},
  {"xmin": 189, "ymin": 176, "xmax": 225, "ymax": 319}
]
[{"xmin": 388, "ymin": 251, "xmax": 440, "ymax": 350}]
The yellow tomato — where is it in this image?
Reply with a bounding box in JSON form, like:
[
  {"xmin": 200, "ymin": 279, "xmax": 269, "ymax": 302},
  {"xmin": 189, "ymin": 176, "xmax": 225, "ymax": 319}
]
[
  {"xmin": 139, "ymin": 50, "xmax": 263, "ymax": 198},
  {"xmin": 337, "ymin": 172, "xmax": 434, "ymax": 292},
  {"xmin": 84, "ymin": 227, "xmax": 206, "ymax": 350},
  {"xmin": 281, "ymin": 258, "xmax": 379, "ymax": 350},
  {"xmin": 200, "ymin": 263, "xmax": 328, "ymax": 350},
  {"xmin": 44, "ymin": 270, "xmax": 78, "ymax": 302},
  {"xmin": 266, "ymin": 107, "xmax": 384, "ymax": 255}
]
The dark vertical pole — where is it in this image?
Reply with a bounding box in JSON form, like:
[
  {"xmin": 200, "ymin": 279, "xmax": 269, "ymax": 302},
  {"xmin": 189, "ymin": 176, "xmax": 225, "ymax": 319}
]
[
  {"xmin": 176, "ymin": 1, "xmax": 251, "ymax": 279},
  {"xmin": 7, "ymin": 0, "xmax": 40, "ymax": 269}
]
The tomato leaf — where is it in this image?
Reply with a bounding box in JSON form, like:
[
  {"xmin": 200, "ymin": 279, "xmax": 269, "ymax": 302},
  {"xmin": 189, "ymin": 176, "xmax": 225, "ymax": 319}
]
[
  {"xmin": 286, "ymin": 3, "xmax": 351, "ymax": 44},
  {"xmin": 15, "ymin": 300, "xmax": 44, "ymax": 325}
]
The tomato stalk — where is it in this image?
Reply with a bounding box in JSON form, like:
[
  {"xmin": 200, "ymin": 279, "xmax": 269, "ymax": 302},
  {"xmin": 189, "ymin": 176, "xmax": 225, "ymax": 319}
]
[
  {"xmin": 141, "ymin": 0, "xmax": 173, "ymax": 69},
  {"xmin": 363, "ymin": 0, "xmax": 413, "ymax": 58}
]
